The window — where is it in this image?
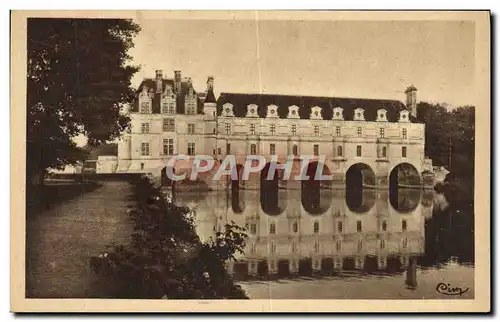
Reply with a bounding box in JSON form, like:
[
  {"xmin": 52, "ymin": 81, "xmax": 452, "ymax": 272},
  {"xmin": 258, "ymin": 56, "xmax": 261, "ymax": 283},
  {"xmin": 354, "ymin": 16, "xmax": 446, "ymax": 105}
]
[
  {"xmin": 163, "ymin": 118, "xmax": 175, "ymax": 132},
  {"xmin": 250, "ymin": 124, "xmax": 256, "ymax": 135},
  {"xmin": 314, "ymin": 125, "xmax": 320, "ymax": 136},
  {"xmin": 250, "ymin": 223, "xmax": 257, "ymax": 234},
  {"xmin": 402, "ymin": 237, "xmax": 408, "ymax": 248},
  {"xmin": 379, "ymin": 128, "xmax": 385, "ymax": 138},
  {"xmin": 336, "ymin": 240, "xmax": 342, "ymax": 251},
  {"xmin": 356, "ymin": 145, "xmax": 362, "ymax": 157},
  {"xmin": 292, "ymin": 242, "xmax": 297, "ymax": 253},
  {"xmin": 382, "ymin": 146, "xmax": 387, "ymax": 158},
  {"xmin": 269, "ymin": 223, "xmax": 276, "ymax": 234},
  {"xmin": 402, "ymin": 146, "xmax": 407, "ymax": 157},
  {"xmin": 270, "ymin": 124, "xmax": 276, "ymax": 135},
  {"xmin": 213, "ymin": 148, "xmax": 216, "ymax": 155},
  {"xmin": 141, "ymin": 142, "xmax": 150, "ymax": 156},
  {"xmin": 140, "ymin": 163, "xmax": 144, "ymax": 170},
  {"xmin": 250, "ymin": 243, "xmax": 255, "ymax": 254},
  {"xmin": 141, "ymin": 123, "xmax": 150, "ymax": 133},
  {"xmin": 187, "ymin": 124, "xmax": 195, "ymax": 134},
  {"xmin": 225, "ymin": 123, "xmax": 231, "ymax": 135},
  {"xmin": 186, "ymin": 100, "xmax": 196, "ymax": 115},
  {"xmin": 292, "ymin": 144, "xmax": 298, "ymax": 156},
  {"xmin": 162, "ymin": 101, "xmax": 175, "ymax": 114},
  {"xmin": 291, "ymin": 124, "xmax": 297, "ymax": 135},
  {"xmin": 313, "ymin": 144, "xmax": 319, "ymax": 156},
  {"xmin": 313, "ymin": 221, "xmax": 319, "ymax": 233},
  {"xmin": 402, "ymin": 128, "xmax": 407, "ymax": 139},
  {"xmin": 187, "ymin": 143, "xmax": 195, "ymax": 156},
  {"xmin": 270, "ymin": 143, "xmax": 276, "ymax": 155},
  {"xmin": 357, "ymin": 127, "xmax": 362, "ymax": 138},
  {"xmin": 380, "ymin": 239, "xmax": 385, "ymax": 250},
  {"xmin": 271, "ymin": 242, "xmax": 276, "ymax": 253},
  {"xmin": 226, "ymin": 143, "xmax": 231, "ymax": 154},
  {"xmin": 357, "ymin": 240, "xmax": 363, "ymax": 251},
  {"xmin": 337, "ymin": 221, "xmax": 343, "ymax": 233},
  {"xmin": 356, "ymin": 220, "xmax": 362, "ymax": 232},
  {"xmin": 163, "ymin": 139, "xmax": 174, "ymax": 155},
  {"xmin": 382, "ymin": 220, "xmax": 387, "ymax": 231},
  {"xmin": 140, "ymin": 101, "xmax": 150, "ymax": 113},
  {"xmin": 292, "ymin": 221, "xmax": 298, "ymax": 233},
  {"xmin": 250, "ymin": 144, "xmax": 257, "ymax": 155},
  {"xmin": 217, "ymin": 147, "xmax": 221, "ymax": 155},
  {"xmin": 314, "ymin": 241, "xmax": 319, "ymax": 253},
  {"xmin": 337, "ymin": 146, "xmax": 343, "ymax": 157},
  {"xmin": 402, "ymin": 219, "xmax": 407, "ymax": 231},
  {"xmin": 335, "ymin": 126, "xmax": 341, "ymax": 137}
]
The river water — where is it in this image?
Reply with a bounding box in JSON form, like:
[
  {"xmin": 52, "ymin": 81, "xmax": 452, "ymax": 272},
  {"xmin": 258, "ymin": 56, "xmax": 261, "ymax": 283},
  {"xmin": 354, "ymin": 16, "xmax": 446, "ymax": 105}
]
[{"xmin": 173, "ymin": 187, "xmax": 474, "ymax": 299}]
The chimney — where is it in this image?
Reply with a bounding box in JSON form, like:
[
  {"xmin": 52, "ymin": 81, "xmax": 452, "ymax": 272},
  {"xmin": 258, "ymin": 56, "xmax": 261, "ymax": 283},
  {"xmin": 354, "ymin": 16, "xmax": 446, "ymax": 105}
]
[
  {"xmin": 174, "ymin": 70, "xmax": 182, "ymax": 94},
  {"xmin": 405, "ymin": 85, "xmax": 417, "ymax": 119},
  {"xmin": 155, "ymin": 70, "xmax": 163, "ymax": 93}
]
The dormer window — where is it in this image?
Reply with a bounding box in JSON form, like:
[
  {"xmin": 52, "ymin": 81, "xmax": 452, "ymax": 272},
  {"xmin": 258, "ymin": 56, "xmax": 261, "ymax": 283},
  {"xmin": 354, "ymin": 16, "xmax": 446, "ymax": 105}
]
[
  {"xmin": 354, "ymin": 108, "xmax": 365, "ymax": 121},
  {"xmin": 222, "ymin": 103, "xmax": 234, "ymax": 117},
  {"xmin": 246, "ymin": 104, "xmax": 258, "ymax": 118},
  {"xmin": 376, "ymin": 109, "xmax": 388, "ymax": 122},
  {"xmin": 333, "ymin": 107, "xmax": 344, "ymax": 120},
  {"xmin": 399, "ymin": 110, "xmax": 410, "ymax": 123},
  {"xmin": 288, "ymin": 105, "xmax": 300, "ymax": 119},
  {"xmin": 267, "ymin": 104, "xmax": 278, "ymax": 118},
  {"xmin": 310, "ymin": 106, "xmax": 322, "ymax": 120},
  {"xmin": 140, "ymin": 101, "xmax": 151, "ymax": 114}
]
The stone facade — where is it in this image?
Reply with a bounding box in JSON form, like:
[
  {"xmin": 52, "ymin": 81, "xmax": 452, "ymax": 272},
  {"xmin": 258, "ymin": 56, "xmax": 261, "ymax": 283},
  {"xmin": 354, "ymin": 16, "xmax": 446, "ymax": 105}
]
[{"xmin": 117, "ymin": 70, "xmax": 429, "ymax": 189}]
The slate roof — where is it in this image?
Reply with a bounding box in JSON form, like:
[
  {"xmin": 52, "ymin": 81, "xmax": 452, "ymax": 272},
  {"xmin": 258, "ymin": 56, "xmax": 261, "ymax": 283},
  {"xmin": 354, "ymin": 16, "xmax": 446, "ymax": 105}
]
[
  {"xmin": 130, "ymin": 78, "xmax": 204, "ymax": 114},
  {"xmin": 204, "ymin": 88, "xmax": 217, "ymax": 104},
  {"xmin": 216, "ymin": 93, "xmax": 412, "ymax": 122}
]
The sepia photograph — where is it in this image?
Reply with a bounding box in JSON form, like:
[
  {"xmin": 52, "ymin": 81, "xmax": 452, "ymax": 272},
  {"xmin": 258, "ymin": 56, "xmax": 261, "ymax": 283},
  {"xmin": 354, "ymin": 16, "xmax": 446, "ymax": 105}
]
[{"xmin": 10, "ymin": 10, "xmax": 490, "ymax": 312}]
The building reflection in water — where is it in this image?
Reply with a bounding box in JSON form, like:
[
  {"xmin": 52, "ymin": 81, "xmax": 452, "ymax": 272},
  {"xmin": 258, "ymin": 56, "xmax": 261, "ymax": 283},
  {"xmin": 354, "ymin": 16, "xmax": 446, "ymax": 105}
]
[{"xmin": 173, "ymin": 186, "xmax": 442, "ymax": 283}]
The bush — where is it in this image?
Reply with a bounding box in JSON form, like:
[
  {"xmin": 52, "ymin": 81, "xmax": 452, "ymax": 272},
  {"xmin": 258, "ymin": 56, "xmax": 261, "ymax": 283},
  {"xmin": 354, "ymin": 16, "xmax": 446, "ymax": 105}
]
[{"xmin": 91, "ymin": 176, "xmax": 248, "ymax": 299}]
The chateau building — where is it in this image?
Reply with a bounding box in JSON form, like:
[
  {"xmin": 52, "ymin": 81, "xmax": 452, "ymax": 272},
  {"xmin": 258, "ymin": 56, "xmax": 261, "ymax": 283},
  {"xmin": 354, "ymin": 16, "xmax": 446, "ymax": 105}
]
[{"xmin": 117, "ymin": 70, "xmax": 432, "ymax": 189}]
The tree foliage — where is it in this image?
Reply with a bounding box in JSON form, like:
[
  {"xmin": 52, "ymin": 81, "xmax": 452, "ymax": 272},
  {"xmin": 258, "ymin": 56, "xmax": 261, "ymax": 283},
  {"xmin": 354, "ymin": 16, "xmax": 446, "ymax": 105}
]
[
  {"xmin": 417, "ymin": 102, "xmax": 475, "ymax": 199},
  {"xmin": 27, "ymin": 18, "xmax": 140, "ymax": 183},
  {"xmin": 91, "ymin": 176, "xmax": 249, "ymax": 299}
]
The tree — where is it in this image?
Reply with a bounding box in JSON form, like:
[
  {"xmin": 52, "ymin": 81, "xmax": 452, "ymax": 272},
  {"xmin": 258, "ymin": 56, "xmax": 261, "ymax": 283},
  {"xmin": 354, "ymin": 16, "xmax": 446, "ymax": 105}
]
[
  {"xmin": 27, "ymin": 18, "xmax": 140, "ymax": 184},
  {"xmin": 417, "ymin": 102, "xmax": 475, "ymax": 200}
]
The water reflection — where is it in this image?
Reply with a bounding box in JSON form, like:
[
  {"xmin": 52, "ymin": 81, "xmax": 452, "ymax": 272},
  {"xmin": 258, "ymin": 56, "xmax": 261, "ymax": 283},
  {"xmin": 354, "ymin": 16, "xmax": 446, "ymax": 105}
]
[{"xmin": 173, "ymin": 186, "xmax": 473, "ymax": 285}]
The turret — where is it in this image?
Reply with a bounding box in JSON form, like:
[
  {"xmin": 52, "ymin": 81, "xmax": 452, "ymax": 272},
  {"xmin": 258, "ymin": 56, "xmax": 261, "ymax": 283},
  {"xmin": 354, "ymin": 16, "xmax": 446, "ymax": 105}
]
[{"xmin": 203, "ymin": 76, "xmax": 217, "ymax": 120}]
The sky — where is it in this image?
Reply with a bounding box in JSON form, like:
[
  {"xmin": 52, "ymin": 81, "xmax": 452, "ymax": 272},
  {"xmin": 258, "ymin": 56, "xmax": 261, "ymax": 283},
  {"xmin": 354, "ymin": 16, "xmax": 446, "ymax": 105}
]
[{"xmin": 129, "ymin": 18, "xmax": 475, "ymax": 107}]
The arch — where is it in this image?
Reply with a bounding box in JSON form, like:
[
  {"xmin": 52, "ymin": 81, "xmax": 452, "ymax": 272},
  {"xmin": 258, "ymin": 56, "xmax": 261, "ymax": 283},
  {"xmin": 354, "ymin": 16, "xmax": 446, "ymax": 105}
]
[
  {"xmin": 301, "ymin": 161, "xmax": 332, "ymax": 215},
  {"xmin": 260, "ymin": 162, "xmax": 285, "ymax": 216},
  {"xmin": 389, "ymin": 162, "xmax": 422, "ymax": 213},
  {"xmin": 346, "ymin": 163, "xmax": 376, "ymax": 189},
  {"xmin": 346, "ymin": 189, "xmax": 376, "ymax": 214},
  {"xmin": 231, "ymin": 164, "xmax": 245, "ymax": 213}
]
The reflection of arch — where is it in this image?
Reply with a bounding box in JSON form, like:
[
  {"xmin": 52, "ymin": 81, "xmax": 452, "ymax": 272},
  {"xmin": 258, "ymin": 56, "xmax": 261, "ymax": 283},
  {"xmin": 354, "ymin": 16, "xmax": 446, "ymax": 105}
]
[
  {"xmin": 231, "ymin": 164, "xmax": 245, "ymax": 213},
  {"xmin": 260, "ymin": 162, "xmax": 285, "ymax": 216},
  {"xmin": 346, "ymin": 189, "xmax": 376, "ymax": 214},
  {"xmin": 345, "ymin": 163, "xmax": 376, "ymax": 214},
  {"xmin": 389, "ymin": 163, "xmax": 422, "ymax": 213},
  {"xmin": 301, "ymin": 162, "xmax": 332, "ymax": 215},
  {"xmin": 389, "ymin": 188, "xmax": 422, "ymax": 213}
]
